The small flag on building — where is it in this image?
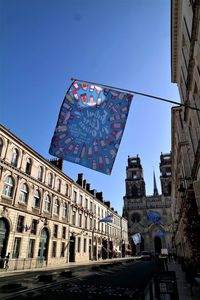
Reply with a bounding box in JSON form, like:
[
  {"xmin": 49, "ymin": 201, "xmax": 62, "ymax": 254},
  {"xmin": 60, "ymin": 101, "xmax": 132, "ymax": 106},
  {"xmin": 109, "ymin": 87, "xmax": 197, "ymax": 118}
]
[
  {"xmin": 99, "ymin": 215, "xmax": 113, "ymax": 223},
  {"xmin": 131, "ymin": 233, "xmax": 141, "ymax": 245},
  {"xmin": 49, "ymin": 80, "xmax": 133, "ymax": 175}
]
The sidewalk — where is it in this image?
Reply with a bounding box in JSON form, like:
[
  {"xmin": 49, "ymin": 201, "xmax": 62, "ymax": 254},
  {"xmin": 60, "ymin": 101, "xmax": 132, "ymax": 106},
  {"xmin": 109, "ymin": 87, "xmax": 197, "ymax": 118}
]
[{"xmin": 168, "ymin": 261, "xmax": 200, "ymax": 300}]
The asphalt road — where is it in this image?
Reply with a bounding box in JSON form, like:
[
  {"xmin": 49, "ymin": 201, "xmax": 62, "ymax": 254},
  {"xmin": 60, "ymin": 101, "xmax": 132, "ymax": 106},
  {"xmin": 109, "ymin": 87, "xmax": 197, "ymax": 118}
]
[{"xmin": 0, "ymin": 260, "xmax": 159, "ymax": 299}]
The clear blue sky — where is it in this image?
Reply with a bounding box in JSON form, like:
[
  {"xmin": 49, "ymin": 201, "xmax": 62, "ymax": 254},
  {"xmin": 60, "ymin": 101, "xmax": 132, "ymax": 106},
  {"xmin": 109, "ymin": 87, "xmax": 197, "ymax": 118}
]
[{"xmin": 0, "ymin": 0, "xmax": 179, "ymax": 215}]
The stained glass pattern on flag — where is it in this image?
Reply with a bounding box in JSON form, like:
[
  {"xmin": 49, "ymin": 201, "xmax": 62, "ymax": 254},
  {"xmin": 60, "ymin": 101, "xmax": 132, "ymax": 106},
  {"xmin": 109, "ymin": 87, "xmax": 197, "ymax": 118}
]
[
  {"xmin": 147, "ymin": 210, "xmax": 161, "ymax": 224},
  {"xmin": 49, "ymin": 80, "xmax": 133, "ymax": 174}
]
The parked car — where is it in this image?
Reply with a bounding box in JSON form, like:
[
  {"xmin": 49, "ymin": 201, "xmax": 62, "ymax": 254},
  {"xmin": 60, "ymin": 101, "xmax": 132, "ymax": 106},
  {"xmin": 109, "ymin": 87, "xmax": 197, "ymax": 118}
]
[{"xmin": 139, "ymin": 251, "xmax": 152, "ymax": 261}]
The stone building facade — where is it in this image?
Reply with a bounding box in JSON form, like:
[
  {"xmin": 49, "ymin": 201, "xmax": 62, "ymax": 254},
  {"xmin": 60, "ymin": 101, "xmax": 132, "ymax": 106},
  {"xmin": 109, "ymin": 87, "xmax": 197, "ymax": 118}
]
[
  {"xmin": 123, "ymin": 154, "xmax": 173, "ymax": 255},
  {"xmin": 0, "ymin": 124, "xmax": 128, "ymax": 271},
  {"xmin": 171, "ymin": 0, "xmax": 200, "ymax": 264}
]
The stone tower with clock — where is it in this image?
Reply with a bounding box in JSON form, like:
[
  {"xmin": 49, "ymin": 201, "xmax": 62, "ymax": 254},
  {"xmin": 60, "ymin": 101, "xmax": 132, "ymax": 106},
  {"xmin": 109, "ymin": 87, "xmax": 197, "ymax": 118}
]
[{"xmin": 123, "ymin": 153, "xmax": 173, "ymax": 255}]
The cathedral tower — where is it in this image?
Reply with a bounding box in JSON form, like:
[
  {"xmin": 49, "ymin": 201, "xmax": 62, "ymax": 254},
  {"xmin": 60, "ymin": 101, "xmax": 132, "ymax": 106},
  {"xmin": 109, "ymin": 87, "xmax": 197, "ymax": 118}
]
[{"xmin": 125, "ymin": 155, "xmax": 146, "ymax": 199}]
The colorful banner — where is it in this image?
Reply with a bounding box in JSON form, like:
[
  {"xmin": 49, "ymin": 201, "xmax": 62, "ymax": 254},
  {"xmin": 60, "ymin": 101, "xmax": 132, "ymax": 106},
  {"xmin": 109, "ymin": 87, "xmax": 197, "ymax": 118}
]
[
  {"xmin": 147, "ymin": 210, "xmax": 161, "ymax": 224},
  {"xmin": 49, "ymin": 80, "xmax": 133, "ymax": 174}
]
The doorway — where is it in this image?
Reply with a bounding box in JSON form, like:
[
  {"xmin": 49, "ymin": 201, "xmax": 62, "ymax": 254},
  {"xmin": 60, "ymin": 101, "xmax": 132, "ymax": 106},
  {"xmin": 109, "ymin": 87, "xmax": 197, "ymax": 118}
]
[
  {"xmin": 154, "ymin": 236, "xmax": 162, "ymax": 254},
  {"xmin": 38, "ymin": 228, "xmax": 49, "ymax": 261},
  {"xmin": 69, "ymin": 235, "xmax": 75, "ymax": 262},
  {"xmin": 0, "ymin": 218, "xmax": 9, "ymax": 268}
]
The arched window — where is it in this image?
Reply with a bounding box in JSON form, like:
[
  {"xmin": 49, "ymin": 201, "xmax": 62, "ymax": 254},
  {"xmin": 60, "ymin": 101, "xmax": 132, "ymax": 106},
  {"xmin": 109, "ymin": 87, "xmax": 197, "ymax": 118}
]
[
  {"xmin": 62, "ymin": 202, "xmax": 68, "ymax": 218},
  {"xmin": 19, "ymin": 183, "xmax": 29, "ymax": 204},
  {"xmin": 25, "ymin": 158, "xmax": 32, "ymax": 175},
  {"xmin": 54, "ymin": 199, "xmax": 60, "ymax": 215},
  {"xmin": 131, "ymin": 212, "xmax": 141, "ymax": 223},
  {"xmin": 65, "ymin": 184, "xmax": 69, "ymax": 196},
  {"xmin": 37, "ymin": 166, "xmax": 43, "ymax": 181},
  {"xmin": 48, "ymin": 173, "xmax": 53, "ymax": 187},
  {"xmin": 57, "ymin": 179, "xmax": 61, "ymax": 192},
  {"xmin": 33, "ymin": 189, "xmax": 40, "ymax": 208},
  {"xmin": 11, "ymin": 148, "xmax": 19, "ymax": 167},
  {"xmin": 0, "ymin": 138, "xmax": 3, "ymax": 157},
  {"xmin": 2, "ymin": 175, "xmax": 14, "ymax": 198},
  {"xmin": 44, "ymin": 195, "xmax": 51, "ymax": 212}
]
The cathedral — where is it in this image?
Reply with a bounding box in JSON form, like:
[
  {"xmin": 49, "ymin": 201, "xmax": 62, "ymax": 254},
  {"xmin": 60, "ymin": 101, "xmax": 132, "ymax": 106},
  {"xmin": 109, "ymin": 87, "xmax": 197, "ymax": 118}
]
[{"xmin": 123, "ymin": 153, "xmax": 173, "ymax": 255}]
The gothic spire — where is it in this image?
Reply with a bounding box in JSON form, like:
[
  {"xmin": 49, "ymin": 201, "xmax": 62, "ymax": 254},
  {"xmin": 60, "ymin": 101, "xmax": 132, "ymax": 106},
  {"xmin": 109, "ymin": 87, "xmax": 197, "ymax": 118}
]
[{"xmin": 153, "ymin": 171, "xmax": 159, "ymax": 196}]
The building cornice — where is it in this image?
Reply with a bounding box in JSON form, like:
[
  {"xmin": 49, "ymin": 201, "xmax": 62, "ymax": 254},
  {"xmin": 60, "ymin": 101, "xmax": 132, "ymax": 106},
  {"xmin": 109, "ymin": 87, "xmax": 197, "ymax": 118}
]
[{"xmin": 171, "ymin": 0, "xmax": 182, "ymax": 83}]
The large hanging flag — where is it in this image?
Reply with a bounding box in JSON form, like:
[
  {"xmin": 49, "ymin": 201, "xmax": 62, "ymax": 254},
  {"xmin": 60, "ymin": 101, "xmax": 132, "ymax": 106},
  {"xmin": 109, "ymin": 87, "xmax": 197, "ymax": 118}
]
[
  {"xmin": 99, "ymin": 215, "xmax": 113, "ymax": 223},
  {"xmin": 147, "ymin": 210, "xmax": 161, "ymax": 224},
  {"xmin": 131, "ymin": 233, "xmax": 141, "ymax": 245},
  {"xmin": 49, "ymin": 80, "xmax": 133, "ymax": 175}
]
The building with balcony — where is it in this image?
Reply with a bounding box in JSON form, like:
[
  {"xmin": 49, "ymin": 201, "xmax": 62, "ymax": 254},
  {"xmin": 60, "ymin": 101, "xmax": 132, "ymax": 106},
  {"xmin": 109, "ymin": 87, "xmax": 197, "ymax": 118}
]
[
  {"xmin": 171, "ymin": 0, "xmax": 200, "ymax": 265},
  {"xmin": 0, "ymin": 124, "xmax": 128, "ymax": 271},
  {"xmin": 123, "ymin": 154, "xmax": 173, "ymax": 255}
]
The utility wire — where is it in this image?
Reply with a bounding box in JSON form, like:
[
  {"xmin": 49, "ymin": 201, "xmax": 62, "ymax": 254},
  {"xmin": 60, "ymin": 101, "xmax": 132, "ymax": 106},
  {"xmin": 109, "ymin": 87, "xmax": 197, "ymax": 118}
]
[{"xmin": 71, "ymin": 77, "xmax": 200, "ymax": 112}]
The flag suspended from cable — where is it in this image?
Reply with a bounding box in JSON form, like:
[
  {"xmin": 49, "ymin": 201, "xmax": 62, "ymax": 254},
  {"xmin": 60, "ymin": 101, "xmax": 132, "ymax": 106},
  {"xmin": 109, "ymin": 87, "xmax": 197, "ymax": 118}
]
[
  {"xmin": 131, "ymin": 233, "xmax": 141, "ymax": 245},
  {"xmin": 147, "ymin": 210, "xmax": 161, "ymax": 225},
  {"xmin": 99, "ymin": 215, "xmax": 113, "ymax": 223},
  {"xmin": 49, "ymin": 80, "xmax": 133, "ymax": 175}
]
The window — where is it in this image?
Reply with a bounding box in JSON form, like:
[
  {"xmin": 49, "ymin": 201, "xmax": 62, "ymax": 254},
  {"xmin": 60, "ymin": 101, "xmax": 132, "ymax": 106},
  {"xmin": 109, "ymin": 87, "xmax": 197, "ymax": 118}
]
[
  {"xmin": 61, "ymin": 242, "xmax": 65, "ymax": 257},
  {"xmin": 33, "ymin": 189, "xmax": 40, "ymax": 208},
  {"xmin": 54, "ymin": 199, "xmax": 60, "ymax": 215},
  {"xmin": 37, "ymin": 166, "xmax": 43, "ymax": 181},
  {"xmin": 53, "ymin": 224, "xmax": 58, "ymax": 238},
  {"xmin": 44, "ymin": 195, "xmax": 51, "ymax": 212},
  {"xmin": 2, "ymin": 175, "xmax": 14, "ymax": 198},
  {"xmin": 79, "ymin": 213, "xmax": 82, "ymax": 227},
  {"xmin": 16, "ymin": 215, "xmax": 25, "ymax": 232},
  {"xmin": 25, "ymin": 158, "xmax": 32, "ymax": 175},
  {"xmin": 73, "ymin": 191, "xmax": 77, "ymax": 203},
  {"xmin": 11, "ymin": 148, "xmax": 19, "ymax": 166},
  {"xmin": 62, "ymin": 202, "xmax": 68, "ymax": 218},
  {"xmin": 85, "ymin": 198, "xmax": 88, "ymax": 209},
  {"xmin": 79, "ymin": 195, "xmax": 83, "ymax": 206},
  {"xmin": 19, "ymin": 183, "xmax": 29, "ymax": 204},
  {"xmin": 52, "ymin": 241, "xmax": 57, "ymax": 257},
  {"xmin": 57, "ymin": 179, "xmax": 61, "ymax": 192},
  {"xmin": 90, "ymin": 218, "xmax": 92, "ymax": 230},
  {"xmin": 72, "ymin": 211, "xmax": 76, "ymax": 226},
  {"xmin": 90, "ymin": 201, "xmax": 93, "ymax": 211},
  {"xmin": 31, "ymin": 219, "xmax": 37, "ymax": 235},
  {"xmin": 83, "ymin": 238, "xmax": 87, "ymax": 253},
  {"xmin": 77, "ymin": 237, "xmax": 81, "ymax": 253},
  {"xmin": 65, "ymin": 184, "xmax": 69, "ymax": 196},
  {"xmin": 0, "ymin": 138, "xmax": 3, "ymax": 156},
  {"xmin": 12, "ymin": 237, "xmax": 21, "ymax": 258},
  {"xmin": 48, "ymin": 173, "xmax": 53, "ymax": 187},
  {"xmin": 85, "ymin": 216, "xmax": 88, "ymax": 229},
  {"xmin": 28, "ymin": 239, "xmax": 35, "ymax": 258},
  {"xmin": 131, "ymin": 212, "xmax": 141, "ymax": 223},
  {"xmin": 62, "ymin": 226, "xmax": 66, "ymax": 239}
]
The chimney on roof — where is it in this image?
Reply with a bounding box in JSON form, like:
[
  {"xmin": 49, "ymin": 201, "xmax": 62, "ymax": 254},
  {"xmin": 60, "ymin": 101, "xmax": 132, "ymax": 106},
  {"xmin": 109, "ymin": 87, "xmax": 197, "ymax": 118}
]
[
  {"xmin": 96, "ymin": 192, "xmax": 103, "ymax": 201},
  {"xmin": 83, "ymin": 179, "xmax": 86, "ymax": 189},
  {"xmin": 86, "ymin": 183, "xmax": 90, "ymax": 191},
  {"xmin": 49, "ymin": 158, "xmax": 63, "ymax": 171},
  {"xmin": 104, "ymin": 201, "xmax": 110, "ymax": 208},
  {"xmin": 90, "ymin": 189, "xmax": 97, "ymax": 197},
  {"xmin": 77, "ymin": 173, "xmax": 83, "ymax": 187}
]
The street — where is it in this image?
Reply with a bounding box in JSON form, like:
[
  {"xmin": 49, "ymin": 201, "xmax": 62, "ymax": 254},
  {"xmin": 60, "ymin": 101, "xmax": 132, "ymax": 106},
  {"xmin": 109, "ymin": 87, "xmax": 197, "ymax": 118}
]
[{"xmin": 0, "ymin": 260, "xmax": 159, "ymax": 299}]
